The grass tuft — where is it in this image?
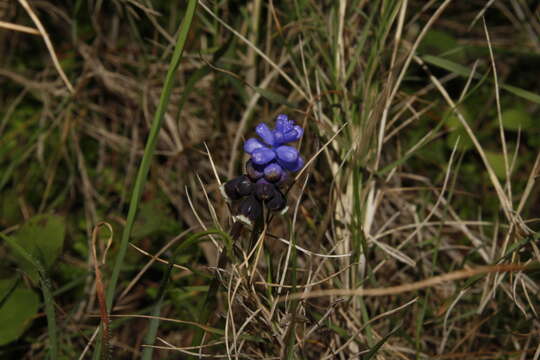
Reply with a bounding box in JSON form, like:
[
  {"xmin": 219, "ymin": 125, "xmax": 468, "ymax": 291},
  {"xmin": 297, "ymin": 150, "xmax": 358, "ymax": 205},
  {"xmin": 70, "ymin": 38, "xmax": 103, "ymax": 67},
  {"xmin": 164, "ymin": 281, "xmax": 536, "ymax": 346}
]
[{"xmin": 1, "ymin": 0, "xmax": 539, "ymax": 359}]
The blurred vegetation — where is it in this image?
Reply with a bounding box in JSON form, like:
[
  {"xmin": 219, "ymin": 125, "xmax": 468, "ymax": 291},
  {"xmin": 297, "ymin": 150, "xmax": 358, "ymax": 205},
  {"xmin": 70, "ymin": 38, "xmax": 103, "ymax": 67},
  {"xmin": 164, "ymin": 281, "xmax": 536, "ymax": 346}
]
[{"xmin": 1, "ymin": 0, "xmax": 539, "ymax": 359}]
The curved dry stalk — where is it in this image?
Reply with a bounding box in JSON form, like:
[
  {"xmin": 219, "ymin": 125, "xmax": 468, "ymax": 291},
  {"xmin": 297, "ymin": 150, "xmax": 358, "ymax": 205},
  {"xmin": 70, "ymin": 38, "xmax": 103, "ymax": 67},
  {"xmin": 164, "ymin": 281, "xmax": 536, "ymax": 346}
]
[
  {"xmin": 17, "ymin": 0, "xmax": 74, "ymax": 93},
  {"xmin": 0, "ymin": 20, "xmax": 39, "ymax": 34},
  {"xmin": 279, "ymin": 264, "xmax": 526, "ymax": 301}
]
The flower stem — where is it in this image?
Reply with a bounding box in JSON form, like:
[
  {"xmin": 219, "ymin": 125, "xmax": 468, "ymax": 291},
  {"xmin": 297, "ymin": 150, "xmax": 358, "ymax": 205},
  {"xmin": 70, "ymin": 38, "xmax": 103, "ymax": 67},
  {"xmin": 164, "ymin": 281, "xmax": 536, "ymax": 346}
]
[{"xmin": 191, "ymin": 217, "xmax": 263, "ymax": 355}]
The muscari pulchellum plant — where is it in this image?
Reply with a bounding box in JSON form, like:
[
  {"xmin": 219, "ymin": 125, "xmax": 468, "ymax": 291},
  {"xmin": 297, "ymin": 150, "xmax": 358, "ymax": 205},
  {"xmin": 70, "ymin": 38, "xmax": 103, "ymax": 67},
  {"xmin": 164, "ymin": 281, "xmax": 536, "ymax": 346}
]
[
  {"xmin": 193, "ymin": 114, "xmax": 305, "ymax": 349},
  {"xmin": 221, "ymin": 114, "xmax": 304, "ymax": 225}
]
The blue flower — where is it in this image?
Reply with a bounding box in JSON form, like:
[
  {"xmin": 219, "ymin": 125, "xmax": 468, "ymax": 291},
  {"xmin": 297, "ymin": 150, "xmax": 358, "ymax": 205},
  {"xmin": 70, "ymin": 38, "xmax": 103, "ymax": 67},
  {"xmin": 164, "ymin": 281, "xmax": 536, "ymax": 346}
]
[
  {"xmin": 243, "ymin": 114, "xmax": 304, "ymax": 182},
  {"xmin": 274, "ymin": 114, "xmax": 303, "ymax": 144},
  {"xmin": 222, "ymin": 114, "xmax": 302, "ymax": 222}
]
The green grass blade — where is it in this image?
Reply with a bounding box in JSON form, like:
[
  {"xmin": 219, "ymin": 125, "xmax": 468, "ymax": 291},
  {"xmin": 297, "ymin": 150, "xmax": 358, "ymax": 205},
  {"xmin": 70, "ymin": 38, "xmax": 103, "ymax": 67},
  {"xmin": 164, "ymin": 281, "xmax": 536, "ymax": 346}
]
[
  {"xmin": 0, "ymin": 233, "xmax": 58, "ymax": 359},
  {"xmin": 142, "ymin": 229, "xmax": 230, "ymax": 359},
  {"xmin": 190, "ymin": 223, "xmax": 245, "ymax": 357},
  {"xmin": 40, "ymin": 274, "xmax": 58, "ymax": 360},
  {"xmin": 422, "ymin": 55, "xmax": 472, "ymax": 77},
  {"xmin": 0, "ymin": 233, "xmax": 43, "ymax": 271},
  {"xmin": 284, "ymin": 231, "xmax": 299, "ymax": 360},
  {"xmin": 501, "ymin": 83, "xmax": 540, "ymax": 104},
  {"xmin": 252, "ymin": 87, "xmax": 299, "ymax": 108},
  {"xmin": 141, "ymin": 262, "xmax": 174, "ymax": 360},
  {"xmin": 91, "ymin": 1, "xmax": 198, "ymax": 358},
  {"xmin": 105, "ymin": 0, "xmax": 198, "ymax": 311},
  {"xmin": 423, "ymin": 55, "xmax": 540, "ymax": 104},
  {"xmin": 364, "ymin": 323, "xmax": 401, "ymax": 360},
  {"xmin": 139, "ymin": 230, "xmax": 230, "ymax": 359}
]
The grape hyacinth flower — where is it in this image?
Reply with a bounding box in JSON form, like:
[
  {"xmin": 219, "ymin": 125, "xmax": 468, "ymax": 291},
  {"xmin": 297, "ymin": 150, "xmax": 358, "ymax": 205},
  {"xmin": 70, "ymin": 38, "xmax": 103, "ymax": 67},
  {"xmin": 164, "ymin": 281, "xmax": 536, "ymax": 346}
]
[
  {"xmin": 243, "ymin": 114, "xmax": 304, "ymax": 184},
  {"xmin": 222, "ymin": 114, "xmax": 304, "ymax": 225}
]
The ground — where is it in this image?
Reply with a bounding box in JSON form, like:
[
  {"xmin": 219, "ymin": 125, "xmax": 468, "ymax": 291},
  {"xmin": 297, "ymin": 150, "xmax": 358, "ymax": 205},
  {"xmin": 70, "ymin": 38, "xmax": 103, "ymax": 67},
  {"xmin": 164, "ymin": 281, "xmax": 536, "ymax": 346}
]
[{"xmin": 0, "ymin": 1, "xmax": 540, "ymax": 359}]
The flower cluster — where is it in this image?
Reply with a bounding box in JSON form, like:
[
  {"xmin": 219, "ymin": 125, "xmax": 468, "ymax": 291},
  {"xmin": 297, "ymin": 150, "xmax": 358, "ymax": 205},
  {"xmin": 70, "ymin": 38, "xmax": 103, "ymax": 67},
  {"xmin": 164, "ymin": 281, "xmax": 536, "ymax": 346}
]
[
  {"xmin": 244, "ymin": 114, "xmax": 304, "ymax": 184},
  {"xmin": 222, "ymin": 114, "xmax": 304, "ymax": 225}
]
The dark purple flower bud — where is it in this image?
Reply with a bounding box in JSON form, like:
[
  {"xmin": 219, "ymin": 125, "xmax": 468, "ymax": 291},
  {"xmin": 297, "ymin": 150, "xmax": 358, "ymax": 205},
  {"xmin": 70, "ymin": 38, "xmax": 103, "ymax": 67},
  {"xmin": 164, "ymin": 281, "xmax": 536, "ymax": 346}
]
[
  {"xmin": 255, "ymin": 123, "xmax": 275, "ymax": 146},
  {"xmin": 246, "ymin": 160, "xmax": 263, "ymax": 180},
  {"xmin": 236, "ymin": 176, "xmax": 254, "ymax": 196},
  {"xmin": 244, "ymin": 138, "xmax": 265, "ymax": 154},
  {"xmin": 251, "ymin": 147, "xmax": 276, "ymax": 165},
  {"xmin": 222, "ymin": 176, "xmax": 249, "ymax": 201},
  {"xmin": 236, "ymin": 195, "xmax": 263, "ymax": 225},
  {"xmin": 276, "ymin": 171, "xmax": 291, "ymax": 187},
  {"xmin": 255, "ymin": 180, "xmax": 277, "ymax": 201},
  {"xmin": 263, "ymin": 163, "xmax": 283, "ymax": 183},
  {"xmin": 266, "ymin": 189, "xmax": 287, "ymax": 212}
]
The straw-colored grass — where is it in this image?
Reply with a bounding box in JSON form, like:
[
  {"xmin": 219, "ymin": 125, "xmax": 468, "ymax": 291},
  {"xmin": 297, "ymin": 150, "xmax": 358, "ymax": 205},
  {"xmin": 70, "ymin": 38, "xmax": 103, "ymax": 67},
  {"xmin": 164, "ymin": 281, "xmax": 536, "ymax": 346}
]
[{"xmin": 0, "ymin": 1, "xmax": 539, "ymax": 359}]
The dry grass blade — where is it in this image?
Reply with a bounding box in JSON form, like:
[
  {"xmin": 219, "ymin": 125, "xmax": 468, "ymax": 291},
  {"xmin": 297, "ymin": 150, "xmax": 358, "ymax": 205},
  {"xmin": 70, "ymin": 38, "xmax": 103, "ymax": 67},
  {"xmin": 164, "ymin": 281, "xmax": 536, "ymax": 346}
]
[
  {"xmin": 332, "ymin": 297, "xmax": 418, "ymax": 356},
  {"xmin": 375, "ymin": 0, "xmax": 452, "ymax": 169},
  {"xmin": 105, "ymin": 314, "xmax": 224, "ymax": 334},
  {"xmin": 127, "ymin": 243, "xmax": 190, "ymax": 271},
  {"xmin": 197, "ymin": 0, "xmax": 306, "ymax": 100},
  {"xmin": 0, "ymin": 20, "xmax": 39, "ymax": 34},
  {"xmin": 294, "ymin": 123, "xmax": 348, "ymax": 181},
  {"xmin": 90, "ymin": 222, "xmax": 114, "ymax": 360},
  {"xmin": 439, "ymin": 290, "xmax": 468, "ymax": 354},
  {"xmin": 257, "ymin": 264, "xmax": 356, "ymax": 289},
  {"xmin": 274, "ymin": 236, "xmax": 351, "ymax": 258},
  {"xmin": 78, "ymin": 327, "xmax": 100, "ymax": 360},
  {"xmin": 119, "ymin": 229, "xmax": 195, "ymax": 302},
  {"xmin": 280, "ymin": 264, "xmax": 527, "ymax": 301},
  {"xmin": 17, "ymin": 0, "xmax": 74, "ymax": 93},
  {"xmin": 141, "ymin": 338, "xmax": 225, "ymax": 352},
  {"xmin": 413, "ymin": 55, "xmax": 516, "ymax": 224},
  {"xmin": 483, "ymin": 18, "xmax": 510, "ymax": 198},
  {"xmin": 144, "ymin": 338, "xmax": 229, "ymax": 358},
  {"xmin": 2, "ymin": 1, "xmax": 539, "ymax": 358}
]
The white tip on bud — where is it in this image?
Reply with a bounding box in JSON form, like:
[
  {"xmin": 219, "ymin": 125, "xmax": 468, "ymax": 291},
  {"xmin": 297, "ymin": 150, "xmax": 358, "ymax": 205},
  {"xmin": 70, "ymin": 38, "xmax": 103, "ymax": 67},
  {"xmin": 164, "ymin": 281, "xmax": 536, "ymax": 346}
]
[
  {"xmin": 220, "ymin": 184, "xmax": 231, "ymax": 202},
  {"xmin": 233, "ymin": 214, "xmax": 252, "ymax": 226}
]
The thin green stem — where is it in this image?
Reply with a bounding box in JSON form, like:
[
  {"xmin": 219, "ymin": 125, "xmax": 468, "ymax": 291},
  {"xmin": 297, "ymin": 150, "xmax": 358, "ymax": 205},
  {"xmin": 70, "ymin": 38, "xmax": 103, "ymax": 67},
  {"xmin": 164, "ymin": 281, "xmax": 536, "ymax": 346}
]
[
  {"xmin": 105, "ymin": 0, "xmax": 198, "ymax": 313},
  {"xmin": 40, "ymin": 274, "xmax": 58, "ymax": 360},
  {"xmin": 92, "ymin": 1, "xmax": 198, "ymax": 358}
]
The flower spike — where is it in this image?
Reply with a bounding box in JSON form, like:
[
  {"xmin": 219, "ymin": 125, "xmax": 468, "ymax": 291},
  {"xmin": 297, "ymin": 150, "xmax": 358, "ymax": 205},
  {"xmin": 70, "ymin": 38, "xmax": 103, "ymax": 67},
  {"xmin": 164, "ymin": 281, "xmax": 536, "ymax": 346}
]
[{"xmin": 223, "ymin": 114, "xmax": 304, "ymax": 220}]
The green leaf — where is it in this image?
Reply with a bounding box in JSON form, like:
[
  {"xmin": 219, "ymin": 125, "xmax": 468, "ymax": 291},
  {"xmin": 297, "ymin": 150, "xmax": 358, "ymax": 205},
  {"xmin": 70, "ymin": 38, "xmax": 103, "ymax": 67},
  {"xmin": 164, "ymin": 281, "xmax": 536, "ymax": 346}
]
[
  {"xmin": 0, "ymin": 279, "xmax": 39, "ymax": 346},
  {"xmin": 420, "ymin": 30, "xmax": 465, "ymax": 62},
  {"xmin": 485, "ymin": 151, "xmax": 507, "ymax": 179},
  {"xmin": 502, "ymin": 84, "xmax": 540, "ymax": 105},
  {"xmin": 501, "ymin": 107, "xmax": 532, "ymax": 131},
  {"xmin": 9, "ymin": 214, "xmax": 65, "ymax": 281},
  {"xmin": 132, "ymin": 199, "xmax": 179, "ymax": 239},
  {"xmin": 364, "ymin": 323, "xmax": 402, "ymax": 359},
  {"xmin": 423, "ymin": 55, "xmax": 540, "ymax": 105},
  {"xmin": 423, "ymin": 55, "xmax": 471, "ymax": 78},
  {"xmin": 252, "ymin": 87, "xmax": 298, "ymax": 108},
  {"xmin": 444, "ymin": 106, "xmax": 474, "ymax": 151},
  {"xmin": 0, "ymin": 190, "xmax": 22, "ymax": 227}
]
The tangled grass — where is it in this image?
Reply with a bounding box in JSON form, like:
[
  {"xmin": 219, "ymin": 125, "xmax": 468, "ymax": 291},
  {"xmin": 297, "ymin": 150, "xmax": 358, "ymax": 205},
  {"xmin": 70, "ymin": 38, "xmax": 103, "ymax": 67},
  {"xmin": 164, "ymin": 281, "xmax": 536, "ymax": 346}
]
[{"xmin": 1, "ymin": 0, "xmax": 540, "ymax": 359}]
